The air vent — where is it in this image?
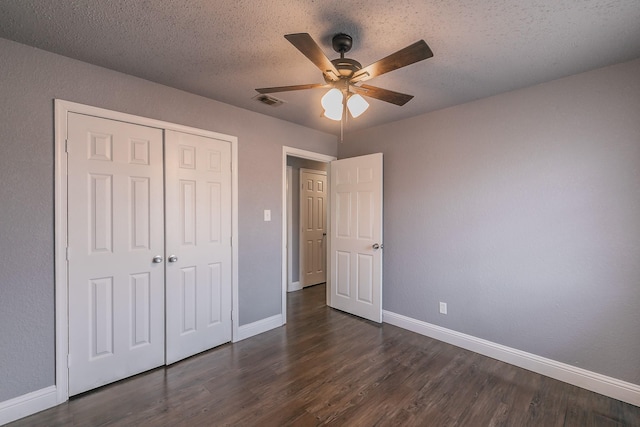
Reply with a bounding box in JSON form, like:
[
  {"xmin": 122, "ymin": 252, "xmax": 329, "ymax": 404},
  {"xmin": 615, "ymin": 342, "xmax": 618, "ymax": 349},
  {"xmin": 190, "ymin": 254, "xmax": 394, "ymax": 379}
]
[{"xmin": 253, "ymin": 94, "xmax": 285, "ymax": 107}]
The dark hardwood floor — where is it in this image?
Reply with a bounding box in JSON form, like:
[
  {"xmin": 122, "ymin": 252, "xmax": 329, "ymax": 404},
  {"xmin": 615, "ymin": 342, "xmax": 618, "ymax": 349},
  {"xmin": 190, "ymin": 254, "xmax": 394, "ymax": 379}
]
[{"xmin": 10, "ymin": 284, "xmax": 640, "ymax": 426}]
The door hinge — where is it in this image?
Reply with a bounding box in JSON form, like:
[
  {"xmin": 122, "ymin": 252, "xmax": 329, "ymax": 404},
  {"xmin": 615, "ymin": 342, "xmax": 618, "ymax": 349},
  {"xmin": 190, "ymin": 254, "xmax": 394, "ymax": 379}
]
[
  {"xmin": 64, "ymin": 139, "xmax": 69, "ymax": 153},
  {"xmin": 67, "ymin": 354, "xmax": 71, "ymax": 368},
  {"xmin": 66, "ymin": 247, "xmax": 70, "ymax": 261}
]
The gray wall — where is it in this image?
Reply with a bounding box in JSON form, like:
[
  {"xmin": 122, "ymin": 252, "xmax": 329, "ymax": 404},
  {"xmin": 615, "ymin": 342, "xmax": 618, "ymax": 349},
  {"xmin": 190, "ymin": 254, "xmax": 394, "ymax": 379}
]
[
  {"xmin": 339, "ymin": 58, "xmax": 640, "ymax": 385},
  {"xmin": 0, "ymin": 38, "xmax": 337, "ymax": 402},
  {"xmin": 286, "ymin": 157, "xmax": 328, "ymax": 283}
]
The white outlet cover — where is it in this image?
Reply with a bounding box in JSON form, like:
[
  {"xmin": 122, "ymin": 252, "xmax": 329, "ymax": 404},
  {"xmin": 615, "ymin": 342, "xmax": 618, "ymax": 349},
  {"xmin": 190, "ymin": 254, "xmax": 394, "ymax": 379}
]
[
  {"xmin": 264, "ymin": 209, "xmax": 271, "ymax": 221},
  {"xmin": 439, "ymin": 302, "xmax": 447, "ymax": 315}
]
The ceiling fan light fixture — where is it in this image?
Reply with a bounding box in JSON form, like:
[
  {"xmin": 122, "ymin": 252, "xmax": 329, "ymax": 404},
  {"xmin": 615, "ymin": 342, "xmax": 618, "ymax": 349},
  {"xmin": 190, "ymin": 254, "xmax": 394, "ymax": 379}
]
[
  {"xmin": 321, "ymin": 88, "xmax": 343, "ymax": 121},
  {"xmin": 347, "ymin": 93, "xmax": 369, "ymax": 118}
]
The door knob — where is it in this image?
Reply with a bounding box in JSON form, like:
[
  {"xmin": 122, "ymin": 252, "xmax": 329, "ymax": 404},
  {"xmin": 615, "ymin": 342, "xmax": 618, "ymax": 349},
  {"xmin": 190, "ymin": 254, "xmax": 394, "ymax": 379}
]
[
  {"xmin": 152, "ymin": 255, "xmax": 163, "ymax": 263},
  {"xmin": 168, "ymin": 255, "xmax": 178, "ymax": 263},
  {"xmin": 372, "ymin": 243, "xmax": 383, "ymax": 250}
]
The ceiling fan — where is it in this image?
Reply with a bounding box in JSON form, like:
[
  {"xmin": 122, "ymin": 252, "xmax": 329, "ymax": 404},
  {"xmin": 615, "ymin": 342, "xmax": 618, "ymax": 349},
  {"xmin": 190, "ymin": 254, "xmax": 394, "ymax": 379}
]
[{"xmin": 256, "ymin": 33, "xmax": 434, "ymax": 121}]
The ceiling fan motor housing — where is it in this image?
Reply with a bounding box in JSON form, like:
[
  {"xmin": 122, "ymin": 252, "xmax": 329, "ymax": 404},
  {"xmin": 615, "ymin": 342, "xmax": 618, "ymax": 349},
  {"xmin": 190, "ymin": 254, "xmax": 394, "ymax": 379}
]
[
  {"xmin": 323, "ymin": 34, "xmax": 363, "ymax": 83},
  {"xmin": 325, "ymin": 57, "xmax": 363, "ymax": 82}
]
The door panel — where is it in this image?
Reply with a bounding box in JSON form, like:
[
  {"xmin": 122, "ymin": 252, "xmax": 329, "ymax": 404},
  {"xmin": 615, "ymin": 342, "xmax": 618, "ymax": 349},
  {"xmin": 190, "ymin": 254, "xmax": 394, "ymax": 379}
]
[
  {"xmin": 67, "ymin": 113, "xmax": 165, "ymax": 396},
  {"xmin": 165, "ymin": 130, "xmax": 232, "ymax": 365},
  {"xmin": 300, "ymin": 169, "xmax": 327, "ymax": 287},
  {"xmin": 329, "ymin": 153, "xmax": 383, "ymax": 323}
]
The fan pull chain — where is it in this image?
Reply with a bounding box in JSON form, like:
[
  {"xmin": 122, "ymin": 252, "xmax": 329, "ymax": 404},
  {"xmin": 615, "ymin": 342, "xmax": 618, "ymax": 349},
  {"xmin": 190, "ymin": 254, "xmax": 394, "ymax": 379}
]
[{"xmin": 341, "ymin": 96, "xmax": 347, "ymax": 142}]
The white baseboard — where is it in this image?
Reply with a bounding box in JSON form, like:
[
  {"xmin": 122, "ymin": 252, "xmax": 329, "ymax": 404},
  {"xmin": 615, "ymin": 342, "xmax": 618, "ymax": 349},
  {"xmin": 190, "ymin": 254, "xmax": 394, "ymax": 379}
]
[
  {"xmin": 234, "ymin": 314, "xmax": 283, "ymax": 342},
  {"xmin": 288, "ymin": 281, "xmax": 301, "ymax": 292},
  {"xmin": 383, "ymin": 310, "xmax": 640, "ymax": 407},
  {"xmin": 0, "ymin": 386, "xmax": 59, "ymax": 426}
]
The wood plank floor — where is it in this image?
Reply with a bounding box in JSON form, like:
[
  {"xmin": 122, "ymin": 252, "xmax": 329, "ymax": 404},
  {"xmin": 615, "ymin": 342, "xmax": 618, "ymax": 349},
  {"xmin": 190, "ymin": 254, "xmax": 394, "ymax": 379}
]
[{"xmin": 10, "ymin": 284, "xmax": 640, "ymax": 426}]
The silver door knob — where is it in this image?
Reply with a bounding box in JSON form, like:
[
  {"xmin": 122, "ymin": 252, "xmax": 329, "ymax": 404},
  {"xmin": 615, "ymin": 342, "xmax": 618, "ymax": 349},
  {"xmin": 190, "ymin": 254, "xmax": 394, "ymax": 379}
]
[
  {"xmin": 152, "ymin": 255, "xmax": 163, "ymax": 263},
  {"xmin": 168, "ymin": 255, "xmax": 178, "ymax": 263},
  {"xmin": 372, "ymin": 243, "xmax": 383, "ymax": 250}
]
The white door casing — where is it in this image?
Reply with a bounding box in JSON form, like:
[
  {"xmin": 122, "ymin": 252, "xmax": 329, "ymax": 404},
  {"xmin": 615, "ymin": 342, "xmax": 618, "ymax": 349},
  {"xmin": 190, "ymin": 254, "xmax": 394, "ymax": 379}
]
[
  {"xmin": 329, "ymin": 153, "xmax": 383, "ymax": 323},
  {"xmin": 165, "ymin": 130, "xmax": 232, "ymax": 364},
  {"xmin": 67, "ymin": 113, "xmax": 166, "ymax": 395},
  {"xmin": 300, "ymin": 169, "xmax": 327, "ymax": 287},
  {"xmin": 286, "ymin": 166, "xmax": 296, "ymax": 292}
]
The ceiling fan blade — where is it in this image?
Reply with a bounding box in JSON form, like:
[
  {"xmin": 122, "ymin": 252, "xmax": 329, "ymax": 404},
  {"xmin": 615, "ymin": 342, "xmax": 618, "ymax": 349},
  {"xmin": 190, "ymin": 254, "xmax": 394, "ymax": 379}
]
[
  {"xmin": 351, "ymin": 84, "xmax": 414, "ymax": 106},
  {"xmin": 256, "ymin": 83, "xmax": 329, "ymax": 94},
  {"xmin": 284, "ymin": 33, "xmax": 341, "ymax": 81},
  {"xmin": 350, "ymin": 40, "xmax": 433, "ymax": 83}
]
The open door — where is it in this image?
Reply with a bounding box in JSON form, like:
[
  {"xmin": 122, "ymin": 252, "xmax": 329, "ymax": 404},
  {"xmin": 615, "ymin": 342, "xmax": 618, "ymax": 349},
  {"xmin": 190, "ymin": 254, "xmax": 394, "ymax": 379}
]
[{"xmin": 329, "ymin": 153, "xmax": 383, "ymax": 323}]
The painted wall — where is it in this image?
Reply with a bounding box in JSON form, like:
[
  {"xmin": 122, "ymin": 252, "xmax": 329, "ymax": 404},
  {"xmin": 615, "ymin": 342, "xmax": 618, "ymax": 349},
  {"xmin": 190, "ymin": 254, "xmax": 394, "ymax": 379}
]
[
  {"xmin": 0, "ymin": 38, "xmax": 337, "ymax": 402},
  {"xmin": 286, "ymin": 157, "xmax": 328, "ymax": 284},
  {"xmin": 338, "ymin": 58, "xmax": 640, "ymax": 385}
]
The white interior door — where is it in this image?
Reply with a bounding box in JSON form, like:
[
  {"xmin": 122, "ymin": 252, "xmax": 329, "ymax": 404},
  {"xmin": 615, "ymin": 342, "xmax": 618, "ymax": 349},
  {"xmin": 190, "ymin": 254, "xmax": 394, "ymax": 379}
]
[
  {"xmin": 67, "ymin": 113, "xmax": 165, "ymax": 396},
  {"xmin": 329, "ymin": 153, "xmax": 383, "ymax": 323},
  {"xmin": 165, "ymin": 130, "xmax": 232, "ymax": 364},
  {"xmin": 300, "ymin": 169, "xmax": 327, "ymax": 287}
]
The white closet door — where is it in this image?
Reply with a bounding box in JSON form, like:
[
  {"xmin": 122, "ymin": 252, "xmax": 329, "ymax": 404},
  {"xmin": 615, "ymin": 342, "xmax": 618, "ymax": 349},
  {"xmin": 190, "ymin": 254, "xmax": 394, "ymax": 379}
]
[
  {"xmin": 165, "ymin": 130, "xmax": 232, "ymax": 364},
  {"xmin": 67, "ymin": 113, "xmax": 165, "ymax": 396}
]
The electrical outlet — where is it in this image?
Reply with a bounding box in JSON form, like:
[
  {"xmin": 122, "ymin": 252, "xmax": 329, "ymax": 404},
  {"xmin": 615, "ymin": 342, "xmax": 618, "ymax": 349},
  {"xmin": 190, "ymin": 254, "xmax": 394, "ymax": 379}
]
[
  {"xmin": 264, "ymin": 210, "xmax": 271, "ymax": 221},
  {"xmin": 439, "ymin": 302, "xmax": 447, "ymax": 315}
]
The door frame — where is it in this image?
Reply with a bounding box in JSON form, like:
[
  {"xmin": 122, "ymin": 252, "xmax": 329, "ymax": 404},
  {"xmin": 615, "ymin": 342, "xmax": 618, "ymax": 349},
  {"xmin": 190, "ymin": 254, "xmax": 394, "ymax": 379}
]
[
  {"xmin": 281, "ymin": 147, "xmax": 336, "ymax": 324},
  {"xmin": 54, "ymin": 99, "xmax": 239, "ymax": 403},
  {"xmin": 286, "ymin": 166, "xmax": 298, "ymax": 292}
]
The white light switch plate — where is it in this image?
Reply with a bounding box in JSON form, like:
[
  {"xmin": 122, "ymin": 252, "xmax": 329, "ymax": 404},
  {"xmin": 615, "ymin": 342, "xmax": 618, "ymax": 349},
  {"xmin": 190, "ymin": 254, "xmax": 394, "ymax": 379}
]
[{"xmin": 264, "ymin": 210, "xmax": 271, "ymax": 221}]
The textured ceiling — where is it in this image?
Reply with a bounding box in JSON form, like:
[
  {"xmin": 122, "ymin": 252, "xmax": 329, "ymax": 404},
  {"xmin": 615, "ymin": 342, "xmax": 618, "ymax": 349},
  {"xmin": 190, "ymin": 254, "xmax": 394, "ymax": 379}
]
[{"xmin": 1, "ymin": 0, "xmax": 639, "ymax": 135}]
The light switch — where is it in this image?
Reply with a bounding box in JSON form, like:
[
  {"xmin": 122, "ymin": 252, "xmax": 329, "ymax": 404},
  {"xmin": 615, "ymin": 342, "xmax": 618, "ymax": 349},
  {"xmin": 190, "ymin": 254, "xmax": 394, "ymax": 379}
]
[{"xmin": 264, "ymin": 209, "xmax": 271, "ymax": 221}]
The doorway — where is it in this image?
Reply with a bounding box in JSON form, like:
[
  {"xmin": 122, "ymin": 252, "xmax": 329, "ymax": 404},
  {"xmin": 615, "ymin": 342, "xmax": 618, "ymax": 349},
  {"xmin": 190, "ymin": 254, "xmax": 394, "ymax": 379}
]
[
  {"xmin": 281, "ymin": 147, "xmax": 336, "ymax": 324},
  {"xmin": 282, "ymin": 149, "xmax": 384, "ymax": 325},
  {"xmin": 287, "ymin": 160, "xmax": 328, "ymax": 291}
]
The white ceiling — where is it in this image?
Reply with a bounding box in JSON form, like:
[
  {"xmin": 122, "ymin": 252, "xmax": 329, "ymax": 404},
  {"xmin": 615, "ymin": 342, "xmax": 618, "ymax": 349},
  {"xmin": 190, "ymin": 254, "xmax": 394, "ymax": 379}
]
[{"xmin": 1, "ymin": 0, "xmax": 639, "ymax": 135}]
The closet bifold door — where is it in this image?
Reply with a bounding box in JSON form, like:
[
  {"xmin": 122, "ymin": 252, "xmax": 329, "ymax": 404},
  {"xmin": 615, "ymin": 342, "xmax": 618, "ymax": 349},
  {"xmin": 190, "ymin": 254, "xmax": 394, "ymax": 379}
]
[
  {"xmin": 67, "ymin": 113, "xmax": 165, "ymax": 396},
  {"xmin": 164, "ymin": 130, "xmax": 233, "ymax": 364}
]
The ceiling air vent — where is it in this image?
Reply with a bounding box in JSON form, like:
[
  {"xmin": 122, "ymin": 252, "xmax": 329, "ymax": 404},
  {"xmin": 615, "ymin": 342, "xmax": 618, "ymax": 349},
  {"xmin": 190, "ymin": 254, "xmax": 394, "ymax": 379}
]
[{"xmin": 253, "ymin": 94, "xmax": 285, "ymax": 107}]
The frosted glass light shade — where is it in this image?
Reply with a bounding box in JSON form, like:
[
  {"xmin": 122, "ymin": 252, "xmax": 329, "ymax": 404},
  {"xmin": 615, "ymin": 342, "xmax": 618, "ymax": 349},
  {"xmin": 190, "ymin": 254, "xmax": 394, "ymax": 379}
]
[
  {"xmin": 321, "ymin": 88, "xmax": 343, "ymax": 121},
  {"xmin": 323, "ymin": 107, "xmax": 343, "ymax": 121},
  {"xmin": 347, "ymin": 94, "xmax": 369, "ymax": 118}
]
